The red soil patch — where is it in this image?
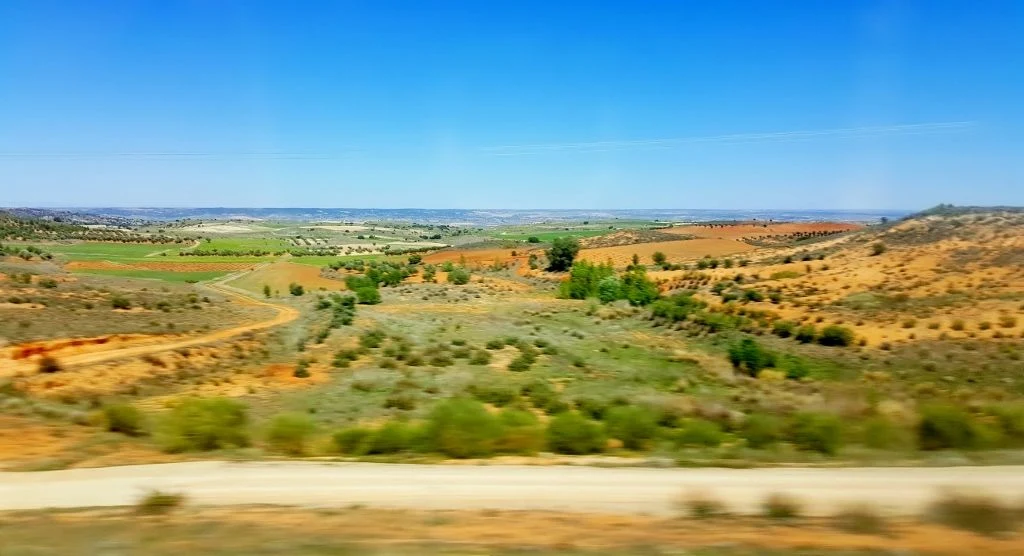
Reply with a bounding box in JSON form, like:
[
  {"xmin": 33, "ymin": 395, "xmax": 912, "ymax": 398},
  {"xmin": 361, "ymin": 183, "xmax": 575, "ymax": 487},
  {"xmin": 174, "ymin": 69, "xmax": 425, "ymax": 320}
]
[
  {"xmin": 579, "ymin": 239, "xmax": 753, "ymax": 268},
  {"xmin": 423, "ymin": 248, "xmax": 532, "ymax": 266},
  {"xmin": 4, "ymin": 334, "xmax": 161, "ymax": 361}
]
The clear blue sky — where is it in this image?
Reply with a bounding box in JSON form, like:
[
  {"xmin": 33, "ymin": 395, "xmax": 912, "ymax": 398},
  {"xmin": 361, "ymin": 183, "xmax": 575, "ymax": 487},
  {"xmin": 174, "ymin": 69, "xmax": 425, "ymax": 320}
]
[{"xmin": 1, "ymin": 1, "xmax": 1021, "ymax": 209}]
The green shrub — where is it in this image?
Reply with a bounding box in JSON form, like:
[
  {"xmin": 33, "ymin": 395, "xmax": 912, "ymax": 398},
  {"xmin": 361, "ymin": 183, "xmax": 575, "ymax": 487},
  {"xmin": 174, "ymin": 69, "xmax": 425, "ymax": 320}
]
[
  {"xmin": 928, "ymin": 489, "xmax": 1019, "ymax": 535},
  {"xmin": 604, "ymin": 406, "xmax": 658, "ymax": 450},
  {"xmin": 546, "ymin": 237, "xmax": 580, "ymax": 271},
  {"xmin": 833, "ymin": 504, "xmax": 889, "ymax": 535},
  {"xmin": 507, "ymin": 353, "xmax": 534, "ymax": 372},
  {"xmin": 741, "ymin": 413, "xmax": 782, "ymax": 449},
  {"xmin": 423, "ymin": 398, "xmax": 502, "ymax": 458},
  {"xmin": 574, "ymin": 396, "xmax": 611, "ymax": 420},
  {"xmin": 266, "ymin": 413, "xmax": 317, "ymax": 456},
  {"xmin": 355, "ymin": 286, "xmax": 381, "ymax": 304},
  {"xmin": 762, "ymin": 493, "xmax": 803, "ymax": 519},
  {"xmin": 156, "ymin": 398, "xmax": 250, "ymax": 453},
  {"xmin": 917, "ymin": 404, "xmax": 982, "ymax": 450},
  {"xmin": 679, "ymin": 490, "xmax": 728, "ymax": 519},
  {"xmin": 359, "ymin": 329, "xmax": 387, "ymax": 349},
  {"xmin": 467, "ymin": 380, "xmax": 518, "ymax": 407},
  {"xmin": 495, "ymin": 409, "xmax": 545, "ymax": 455},
  {"xmin": 333, "ymin": 427, "xmax": 373, "ymax": 454},
  {"xmin": 485, "ymin": 338, "xmax": 505, "ymax": 350},
  {"xmin": 772, "ymin": 320, "xmax": 796, "ymax": 338},
  {"xmin": 861, "ymin": 416, "xmax": 910, "ymax": 450},
  {"xmin": 446, "ymin": 267, "xmax": 471, "ymax": 285},
  {"xmin": 110, "ymin": 296, "xmax": 132, "ymax": 310},
  {"xmin": 676, "ymin": 419, "xmax": 724, "ymax": 447},
  {"xmin": 546, "ymin": 411, "xmax": 606, "ymax": 454},
  {"xmin": 103, "ymin": 403, "xmax": 146, "ymax": 436},
  {"xmin": 468, "ymin": 350, "xmax": 492, "ymax": 365},
  {"xmin": 817, "ymin": 325, "xmax": 854, "ymax": 347},
  {"xmin": 136, "ymin": 490, "xmax": 185, "ymax": 515},
  {"xmin": 727, "ymin": 337, "xmax": 775, "ymax": 376},
  {"xmin": 794, "ymin": 324, "xmax": 817, "ymax": 343},
  {"xmin": 986, "ymin": 404, "xmax": 1024, "ymax": 447},
  {"xmin": 288, "ymin": 283, "xmax": 305, "ymax": 296},
  {"xmin": 789, "ymin": 412, "xmax": 843, "ymax": 455},
  {"xmin": 365, "ymin": 421, "xmax": 419, "ymax": 454}
]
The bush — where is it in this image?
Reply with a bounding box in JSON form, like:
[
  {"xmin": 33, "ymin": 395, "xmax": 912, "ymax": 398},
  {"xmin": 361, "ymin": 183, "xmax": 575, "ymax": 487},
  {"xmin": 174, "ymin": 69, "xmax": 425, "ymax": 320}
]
[
  {"xmin": 365, "ymin": 421, "xmax": 419, "ymax": 454},
  {"xmin": 468, "ymin": 350, "xmax": 492, "ymax": 365},
  {"xmin": 446, "ymin": 267, "xmax": 471, "ymax": 285},
  {"xmin": 861, "ymin": 416, "xmax": 909, "ymax": 450},
  {"xmin": 833, "ymin": 504, "xmax": 888, "ymax": 535},
  {"xmin": 136, "ymin": 490, "xmax": 185, "ymax": 515},
  {"xmin": 495, "ymin": 409, "xmax": 545, "ymax": 455},
  {"xmin": 741, "ymin": 413, "xmax": 782, "ymax": 449},
  {"xmin": 156, "ymin": 398, "xmax": 250, "ymax": 453},
  {"xmin": 546, "ymin": 237, "xmax": 580, "ymax": 271},
  {"xmin": 870, "ymin": 242, "xmax": 886, "ymax": 256},
  {"xmin": 817, "ymin": 325, "xmax": 854, "ymax": 347},
  {"xmin": 604, "ymin": 406, "xmax": 658, "ymax": 450},
  {"xmin": 467, "ymin": 380, "xmax": 517, "ymax": 406},
  {"xmin": 355, "ymin": 286, "xmax": 381, "ymax": 305},
  {"xmin": 772, "ymin": 320, "xmax": 796, "ymax": 338},
  {"xmin": 789, "ymin": 412, "xmax": 843, "ymax": 455},
  {"xmin": 527, "ymin": 236, "xmax": 540, "ymax": 243},
  {"xmin": 546, "ymin": 411, "xmax": 606, "ymax": 454},
  {"xmin": 110, "ymin": 296, "xmax": 132, "ymax": 310},
  {"xmin": 794, "ymin": 325, "xmax": 817, "ymax": 344},
  {"xmin": 762, "ymin": 493, "xmax": 803, "ymax": 519},
  {"xmin": 928, "ymin": 489, "xmax": 1019, "ymax": 535},
  {"xmin": 485, "ymin": 338, "xmax": 505, "ymax": 350},
  {"xmin": 266, "ymin": 413, "xmax": 317, "ymax": 456},
  {"xmin": 37, "ymin": 356, "xmax": 62, "ymax": 374},
  {"xmin": 727, "ymin": 337, "xmax": 775, "ymax": 376},
  {"xmin": 424, "ymin": 398, "xmax": 502, "ymax": 458},
  {"xmin": 103, "ymin": 403, "xmax": 146, "ymax": 436},
  {"xmin": 507, "ymin": 353, "xmax": 534, "ymax": 372},
  {"xmin": 596, "ymin": 275, "xmax": 622, "ymax": 304},
  {"xmin": 917, "ymin": 404, "xmax": 983, "ymax": 450},
  {"xmin": 676, "ymin": 419, "xmax": 724, "ymax": 447},
  {"xmin": 679, "ymin": 490, "xmax": 728, "ymax": 519},
  {"xmin": 289, "ymin": 283, "xmax": 305, "ymax": 296},
  {"xmin": 333, "ymin": 427, "xmax": 373, "ymax": 454}
]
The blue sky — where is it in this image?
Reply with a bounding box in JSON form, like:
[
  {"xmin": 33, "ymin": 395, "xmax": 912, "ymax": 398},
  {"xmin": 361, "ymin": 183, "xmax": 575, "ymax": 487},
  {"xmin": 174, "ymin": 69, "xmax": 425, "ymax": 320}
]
[{"xmin": 1, "ymin": 1, "xmax": 1021, "ymax": 209}]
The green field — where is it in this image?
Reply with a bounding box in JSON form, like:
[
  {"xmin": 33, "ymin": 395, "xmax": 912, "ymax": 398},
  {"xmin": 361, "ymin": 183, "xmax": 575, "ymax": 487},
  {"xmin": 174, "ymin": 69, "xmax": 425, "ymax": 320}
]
[
  {"xmin": 199, "ymin": 237, "xmax": 292, "ymax": 251},
  {"xmin": 491, "ymin": 229, "xmax": 611, "ymax": 242},
  {"xmin": 46, "ymin": 242, "xmax": 169, "ymax": 260},
  {"xmin": 67, "ymin": 268, "xmax": 230, "ymax": 283}
]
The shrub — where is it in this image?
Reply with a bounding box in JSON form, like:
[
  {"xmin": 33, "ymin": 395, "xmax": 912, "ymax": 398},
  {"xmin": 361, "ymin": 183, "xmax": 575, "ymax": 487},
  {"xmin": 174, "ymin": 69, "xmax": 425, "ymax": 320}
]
[
  {"xmin": 676, "ymin": 419, "xmax": 724, "ymax": 447},
  {"xmin": 507, "ymin": 353, "xmax": 534, "ymax": 372},
  {"xmin": 495, "ymin": 409, "xmax": 545, "ymax": 455},
  {"xmin": 817, "ymin": 325, "xmax": 854, "ymax": 347},
  {"xmin": 365, "ymin": 421, "xmax": 419, "ymax": 454},
  {"xmin": 468, "ymin": 350, "xmax": 492, "ymax": 365},
  {"xmin": 833, "ymin": 504, "xmax": 888, "ymax": 535},
  {"xmin": 950, "ymin": 319, "xmax": 966, "ymax": 331},
  {"xmin": 103, "ymin": 403, "xmax": 146, "ymax": 436},
  {"xmin": 727, "ymin": 337, "xmax": 775, "ymax": 376},
  {"xmin": 574, "ymin": 396, "xmax": 611, "ymax": 420},
  {"xmin": 266, "ymin": 413, "xmax": 317, "ymax": 456},
  {"xmin": 870, "ymin": 242, "xmax": 886, "ymax": 256},
  {"xmin": 928, "ymin": 489, "xmax": 1019, "ymax": 535},
  {"xmin": 917, "ymin": 404, "xmax": 981, "ymax": 450},
  {"xmin": 527, "ymin": 236, "xmax": 540, "ymax": 243},
  {"xmin": 293, "ymin": 360, "xmax": 310, "ymax": 378},
  {"xmin": 485, "ymin": 338, "xmax": 505, "ymax": 350},
  {"xmin": 467, "ymin": 380, "xmax": 517, "ymax": 406},
  {"xmin": 741, "ymin": 413, "xmax": 782, "ymax": 449},
  {"xmin": 38, "ymin": 278, "xmax": 57, "ymax": 289},
  {"xmin": 604, "ymin": 406, "xmax": 658, "ymax": 450},
  {"xmin": 110, "ymin": 296, "xmax": 132, "ymax": 310},
  {"xmin": 546, "ymin": 411, "xmax": 606, "ymax": 454},
  {"xmin": 546, "ymin": 237, "xmax": 580, "ymax": 271},
  {"xmin": 333, "ymin": 427, "xmax": 373, "ymax": 454},
  {"xmin": 998, "ymin": 315, "xmax": 1018, "ymax": 329},
  {"xmin": 794, "ymin": 325, "xmax": 817, "ymax": 343},
  {"xmin": 762, "ymin": 493, "xmax": 803, "ymax": 519},
  {"xmin": 156, "ymin": 398, "xmax": 250, "ymax": 453},
  {"xmin": 407, "ymin": 254, "xmax": 422, "ymax": 264},
  {"xmin": 359, "ymin": 329, "xmax": 387, "ymax": 349},
  {"xmin": 424, "ymin": 398, "xmax": 502, "ymax": 458},
  {"xmin": 446, "ymin": 267, "xmax": 471, "ymax": 285},
  {"xmin": 289, "ymin": 283, "xmax": 305, "ymax": 296},
  {"xmin": 679, "ymin": 490, "xmax": 728, "ymax": 519},
  {"xmin": 37, "ymin": 356, "xmax": 62, "ymax": 374},
  {"xmin": 772, "ymin": 320, "xmax": 796, "ymax": 338},
  {"xmin": 136, "ymin": 490, "xmax": 185, "ymax": 515},
  {"xmin": 355, "ymin": 286, "xmax": 381, "ymax": 304},
  {"xmin": 789, "ymin": 412, "xmax": 843, "ymax": 455},
  {"xmin": 861, "ymin": 416, "xmax": 909, "ymax": 450},
  {"xmin": 596, "ymin": 275, "xmax": 622, "ymax": 303}
]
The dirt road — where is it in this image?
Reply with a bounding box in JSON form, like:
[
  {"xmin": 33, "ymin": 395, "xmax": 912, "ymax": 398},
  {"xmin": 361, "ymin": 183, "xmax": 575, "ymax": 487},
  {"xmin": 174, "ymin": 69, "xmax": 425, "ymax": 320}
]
[
  {"xmin": 2, "ymin": 461, "xmax": 1022, "ymax": 516},
  {"xmin": 4, "ymin": 271, "xmax": 299, "ymax": 372}
]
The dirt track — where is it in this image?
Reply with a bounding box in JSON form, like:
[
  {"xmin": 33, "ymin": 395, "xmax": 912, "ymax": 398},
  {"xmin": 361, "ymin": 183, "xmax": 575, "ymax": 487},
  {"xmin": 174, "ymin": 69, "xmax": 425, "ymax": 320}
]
[
  {"xmin": 4, "ymin": 272, "xmax": 299, "ymax": 371},
  {"xmin": 1, "ymin": 461, "xmax": 1022, "ymax": 516}
]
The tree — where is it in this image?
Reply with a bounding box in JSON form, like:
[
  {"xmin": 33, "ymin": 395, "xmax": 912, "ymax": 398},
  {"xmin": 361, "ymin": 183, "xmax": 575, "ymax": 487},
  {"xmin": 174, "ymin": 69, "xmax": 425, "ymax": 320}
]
[
  {"xmin": 289, "ymin": 283, "xmax": 305, "ymax": 296},
  {"xmin": 527, "ymin": 236, "xmax": 540, "ymax": 243},
  {"xmin": 597, "ymin": 276, "xmax": 622, "ymax": 304},
  {"xmin": 407, "ymin": 254, "xmax": 422, "ymax": 264},
  {"xmin": 546, "ymin": 237, "xmax": 580, "ymax": 271},
  {"xmin": 355, "ymin": 286, "xmax": 381, "ymax": 304},
  {"xmin": 263, "ymin": 284, "xmax": 271, "ymax": 298},
  {"xmin": 652, "ymin": 251, "xmax": 667, "ymax": 265},
  {"xmin": 631, "ymin": 253, "xmax": 640, "ymax": 266}
]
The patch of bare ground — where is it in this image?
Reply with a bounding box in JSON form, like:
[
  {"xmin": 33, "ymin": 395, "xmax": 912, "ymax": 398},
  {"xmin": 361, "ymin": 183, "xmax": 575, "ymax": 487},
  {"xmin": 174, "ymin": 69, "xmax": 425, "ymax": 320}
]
[{"xmin": 1, "ymin": 507, "xmax": 1021, "ymax": 555}]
